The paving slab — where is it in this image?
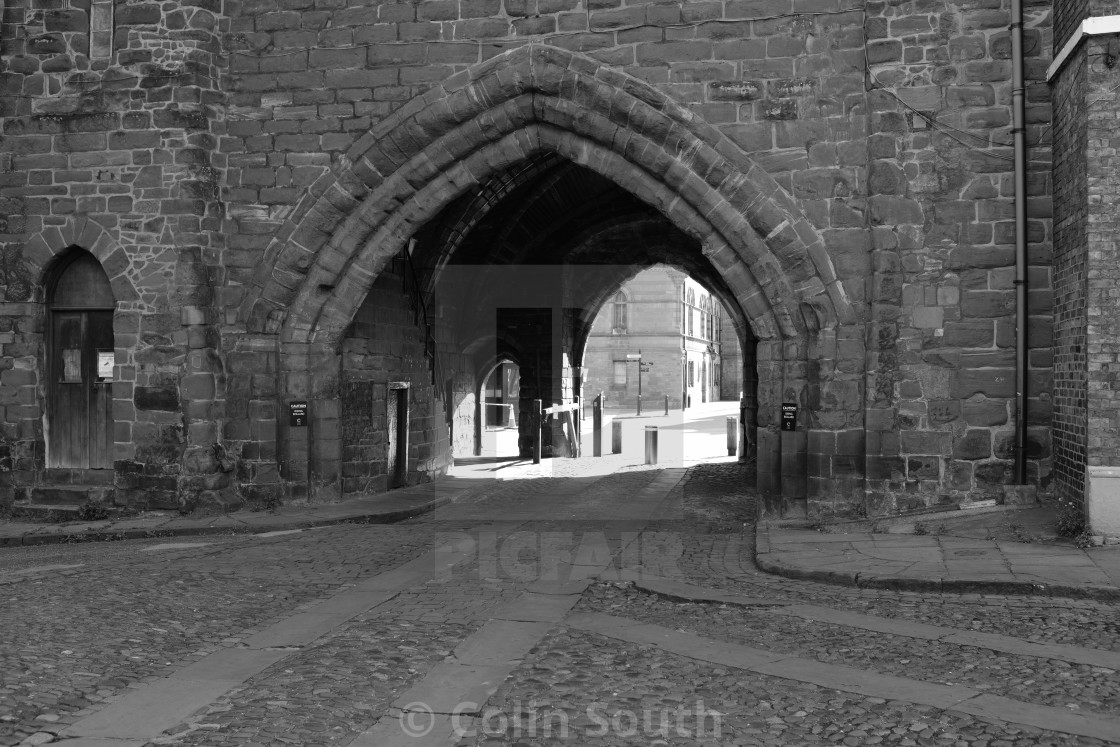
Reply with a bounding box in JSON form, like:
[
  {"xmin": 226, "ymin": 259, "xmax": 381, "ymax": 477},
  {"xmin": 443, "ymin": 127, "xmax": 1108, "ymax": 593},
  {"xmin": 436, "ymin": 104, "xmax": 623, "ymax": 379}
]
[
  {"xmin": 950, "ymin": 693, "xmax": 1120, "ymax": 742},
  {"xmin": 169, "ymin": 648, "xmax": 290, "ymax": 683},
  {"xmin": 491, "ymin": 591, "xmax": 581, "ymax": 622},
  {"xmin": 773, "ymin": 604, "xmax": 950, "ymax": 640},
  {"xmin": 451, "ymin": 620, "xmax": 554, "ymax": 665},
  {"xmin": 242, "ymin": 611, "xmax": 360, "ymax": 649},
  {"xmin": 349, "ymin": 712, "xmax": 468, "ymax": 747},
  {"xmin": 390, "ymin": 662, "xmax": 511, "ymax": 713},
  {"xmin": 565, "ymin": 612, "xmax": 787, "ymax": 670},
  {"xmin": 751, "ymin": 656, "xmax": 977, "ymax": 710},
  {"xmin": 60, "ymin": 677, "xmax": 240, "ymax": 740},
  {"xmin": 756, "ymin": 525, "xmax": 1120, "ymax": 600}
]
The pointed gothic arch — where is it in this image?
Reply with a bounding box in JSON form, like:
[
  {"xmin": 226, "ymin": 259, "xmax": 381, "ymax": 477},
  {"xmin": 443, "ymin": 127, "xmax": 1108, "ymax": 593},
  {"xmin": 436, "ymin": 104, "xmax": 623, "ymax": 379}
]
[
  {"xmin": 239, "ymin": 44, "xmax": 853, "ymax": 349},
  {"xmin": 239, "ymin": 44, "xmax": 865, "ymax": 518}
]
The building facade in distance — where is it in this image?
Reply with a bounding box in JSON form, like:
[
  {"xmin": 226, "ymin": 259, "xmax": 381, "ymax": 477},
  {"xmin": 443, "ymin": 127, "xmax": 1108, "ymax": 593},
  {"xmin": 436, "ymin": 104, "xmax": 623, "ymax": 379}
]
[{"xmin": 582, "ymin": 266, "xmax": 745, "ymax": 411}]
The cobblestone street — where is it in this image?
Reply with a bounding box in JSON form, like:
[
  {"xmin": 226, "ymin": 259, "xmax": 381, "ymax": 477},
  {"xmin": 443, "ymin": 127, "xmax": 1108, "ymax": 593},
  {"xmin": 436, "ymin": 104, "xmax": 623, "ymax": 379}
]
[{"xmin": 2, "ymin": 460, "xmax": 1119, "ymax": 746}]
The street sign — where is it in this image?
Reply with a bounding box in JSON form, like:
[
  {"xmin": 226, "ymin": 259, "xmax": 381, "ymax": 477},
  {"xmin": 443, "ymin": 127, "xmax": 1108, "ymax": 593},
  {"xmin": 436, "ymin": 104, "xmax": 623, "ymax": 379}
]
[
  {"xmin": 290, "ymin": 400, "xmax": 308, "ymax": 427},
  {"xmin": 625, "ymin": 353, "xmax": 642, "ymax": 360}
]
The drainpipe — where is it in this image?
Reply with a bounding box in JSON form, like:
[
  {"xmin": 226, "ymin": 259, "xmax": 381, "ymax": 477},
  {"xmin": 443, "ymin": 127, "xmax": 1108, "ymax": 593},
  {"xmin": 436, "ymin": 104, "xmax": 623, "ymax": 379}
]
[{"xmin": 1011, "ymin": 0, "xmax": 1028, "ymax": 484}]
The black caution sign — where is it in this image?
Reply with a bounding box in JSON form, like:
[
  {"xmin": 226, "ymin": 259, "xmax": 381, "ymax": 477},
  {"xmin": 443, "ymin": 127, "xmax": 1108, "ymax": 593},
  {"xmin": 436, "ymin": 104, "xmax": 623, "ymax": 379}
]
[
  {"xmin": 289, "ymin": 400, "xmax": 308, "ymax": 427},
  {"xmin": 781, "ymin": 403, "xmax": 797, "ymax": 431}
]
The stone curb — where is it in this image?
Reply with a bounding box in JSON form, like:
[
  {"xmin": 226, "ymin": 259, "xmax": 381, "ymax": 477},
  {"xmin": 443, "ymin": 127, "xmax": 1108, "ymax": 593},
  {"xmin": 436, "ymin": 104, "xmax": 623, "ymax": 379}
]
[
  {"xmin": 754, "ymin": 526, "xmax": 1120, "ymax": 603},
  {"xmin": 0, "ymin": 494, "xmax": 451, "ymax": 549}
]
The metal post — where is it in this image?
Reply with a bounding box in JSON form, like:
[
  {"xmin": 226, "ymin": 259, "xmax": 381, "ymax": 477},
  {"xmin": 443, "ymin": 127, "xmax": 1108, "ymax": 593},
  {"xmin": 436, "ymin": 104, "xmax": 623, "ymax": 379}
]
[
  {"xmin": 644, "ymin": 426, "xmax": 658, "ymax": 464},
  {"xmin": 1010, "ymin": 0, "xmax": 1028, "ymax": 485},
  {"xmin": 664, "ymin": 394, "xmax": 669, "ymax": 416},
  {"xmin": 636, "ymin": 349, "xmax": 642, "ymax": 416},
  {"xmin": 532, "ymin": 398, "xmax": 542, "ymax": 465},
  {"xmin": 739, "ymin": 397, "xmax": 748, "ymax": 463},
  {"xmin": 727, "ymin": 416, "xmax": 737, "ymax": 457},
  {"xmin": 612, "ymin": 419, "xmax": 622, "ymax": 454},
  {"xmin": 593, "ymin": 393, "xmax": 603, "ymax": 457}
]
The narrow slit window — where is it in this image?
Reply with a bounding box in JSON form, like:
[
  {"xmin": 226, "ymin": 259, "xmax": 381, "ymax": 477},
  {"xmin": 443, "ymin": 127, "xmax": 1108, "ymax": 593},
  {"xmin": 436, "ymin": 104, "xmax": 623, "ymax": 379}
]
[{"xmin": 90, "ymin": 0, "xmax": 113, "ymax": 60}]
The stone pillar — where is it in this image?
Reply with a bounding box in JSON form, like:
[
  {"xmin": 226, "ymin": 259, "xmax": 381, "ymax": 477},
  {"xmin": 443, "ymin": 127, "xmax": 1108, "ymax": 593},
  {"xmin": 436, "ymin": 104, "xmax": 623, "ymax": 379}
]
[
  {"xmin": 308, "ymin": 342, "xmax": 341, "ymax": 501},
  {"xmin": 780, "ymin": 337, "xmax": 809, "ymax": 519},
  {"xmin": 224, "ymin": 334, "xmax": 280, "ymax": 507},
  {"xmin": 807, "ymin": 323, "xmax": 867, "ymax": 519},
  {"xmin": 279, "ymin": 341, "xmax": 311, "ymax": 502},
  {"xmin": 755, "ymin": 339, "xmax": 783, "ymax": 517}
]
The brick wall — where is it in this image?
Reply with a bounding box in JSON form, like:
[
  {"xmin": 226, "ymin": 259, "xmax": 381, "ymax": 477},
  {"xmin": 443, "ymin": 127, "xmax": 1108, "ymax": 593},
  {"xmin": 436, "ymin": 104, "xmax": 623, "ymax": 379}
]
[
  {"xmin": 1051, "ymin": 46, "xmax": 1088, "ymax": 506},
  {"xmin": 1055, "ymin": 0, "xmax": 1089, "ymax": 51},
  {"xmin": 1083, "ymin": 38, "xmax": 1120, "ymax": 468}
]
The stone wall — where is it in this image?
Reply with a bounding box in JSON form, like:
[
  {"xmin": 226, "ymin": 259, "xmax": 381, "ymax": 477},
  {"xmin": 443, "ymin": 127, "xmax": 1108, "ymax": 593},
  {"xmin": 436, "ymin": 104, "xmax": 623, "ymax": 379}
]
[
  {"xmin": 341, "ymin": 266, "xmax": 449, "ymax": 495},
  {"xmin": 860, "ymin": 0, "xmax": 1053, "ymax": 512},
  {"xmin": 0, "ymin": 0, "xmax": 1060, "ymax": 517},
  {"xmin": 0, "ymin": 0, "xmax": 230, "ymax": 510}
]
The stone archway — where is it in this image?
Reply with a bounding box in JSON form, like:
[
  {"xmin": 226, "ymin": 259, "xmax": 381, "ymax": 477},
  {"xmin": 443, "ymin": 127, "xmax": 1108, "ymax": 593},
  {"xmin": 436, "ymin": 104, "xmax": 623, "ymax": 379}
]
[{"xmin": 238, "ymin": 45, "xmax": 864, "ymax": 517}]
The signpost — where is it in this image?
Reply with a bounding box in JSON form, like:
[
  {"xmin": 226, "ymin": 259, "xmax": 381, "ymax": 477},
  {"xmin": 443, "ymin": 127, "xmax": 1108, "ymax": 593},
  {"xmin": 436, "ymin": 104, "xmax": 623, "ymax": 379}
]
[{"xmin": 625, "ymin": 352, "xmax": 652, "ymax": 415}]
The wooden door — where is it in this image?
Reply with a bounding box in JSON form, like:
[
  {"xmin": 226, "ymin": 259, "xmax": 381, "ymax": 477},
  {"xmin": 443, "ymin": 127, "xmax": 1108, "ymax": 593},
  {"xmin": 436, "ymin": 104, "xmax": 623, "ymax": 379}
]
[{"xmin": 47, "ymin": 253, "xmax": 115, "ymax": 469}]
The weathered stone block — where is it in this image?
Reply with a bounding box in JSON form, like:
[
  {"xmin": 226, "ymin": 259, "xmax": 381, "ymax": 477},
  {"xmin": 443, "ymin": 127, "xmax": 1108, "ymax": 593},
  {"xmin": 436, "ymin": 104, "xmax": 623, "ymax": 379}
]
[
  {"xmin": 867, "ymin": 40, "xmax": 902, "ymax": 63},
  {"xmin": 900, "ymin": 430, "xmax": 950, "ymax": 455},
  {"xmin": 708, "ymin": 80, "xmax": 763, "ymax": 101},
  {"xmin": 953, "ymin": 429, "xmax": 991, "ymax": 460},
  {"xmin": 135, "ymin": 386, "xmax": 181, "ymax": 412},
  {"xmin": 907, "ymin": 455, "xmax": 939, "ymax": 479},
  {"xmin": 117, "ymin": 3, "xmax": 161, "ymax": 25},
  {"xmin": 951, "ymin": 369, "xmax": 1015, "ymax": 399}
]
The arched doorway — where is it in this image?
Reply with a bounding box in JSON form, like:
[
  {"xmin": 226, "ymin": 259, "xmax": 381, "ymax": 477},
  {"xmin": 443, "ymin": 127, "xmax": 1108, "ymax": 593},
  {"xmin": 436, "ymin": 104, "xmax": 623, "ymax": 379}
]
[
  {"xmin": 46, "ymin": 250, "xmax": 115, "ymax": 469},
  {"xmin": 479, "ymin": 360, "xmax": 520, "ymax": 458}
]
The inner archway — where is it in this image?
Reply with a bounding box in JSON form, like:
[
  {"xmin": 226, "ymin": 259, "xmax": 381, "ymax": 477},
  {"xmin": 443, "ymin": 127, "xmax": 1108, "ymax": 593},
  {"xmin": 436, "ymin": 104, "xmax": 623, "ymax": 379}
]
[
  {"xmin": 413, "ymin": 155, "xmax": 762, "ymax": 468},
  {"xmin": 480, "ymin": 359, "xmax": 520, "ymax": 458}
]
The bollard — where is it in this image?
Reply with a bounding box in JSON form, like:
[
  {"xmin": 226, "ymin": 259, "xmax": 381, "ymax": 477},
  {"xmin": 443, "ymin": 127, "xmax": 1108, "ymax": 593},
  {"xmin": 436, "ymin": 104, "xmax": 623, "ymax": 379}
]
[
  {"xmin": 533, "ymin": 398, "xmax": 542, "ymax": 465},
  {"xmin": 593, "ymin": 394, "xmax": 603, "ymax": 457},
  {"xmin": 727, "ymin": 416, "xmax": 737, "ymax": 457},
  {"xmin": 644, "ymin": 425, "xmax": 658, "ymax": 465},
  {"xmin": 664, "ymin": 394, "xmax": 669, "ymax": 415},
  {"xmin": 611, "ymin": 420, "xmax": 622, "ymax": 454}
]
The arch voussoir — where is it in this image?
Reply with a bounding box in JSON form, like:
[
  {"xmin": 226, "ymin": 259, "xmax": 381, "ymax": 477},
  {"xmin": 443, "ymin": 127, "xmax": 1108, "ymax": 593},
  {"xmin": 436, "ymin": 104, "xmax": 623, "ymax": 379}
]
[{"xmin": 244, "ymin": 44, "xmax": 850, "ymax": 348}]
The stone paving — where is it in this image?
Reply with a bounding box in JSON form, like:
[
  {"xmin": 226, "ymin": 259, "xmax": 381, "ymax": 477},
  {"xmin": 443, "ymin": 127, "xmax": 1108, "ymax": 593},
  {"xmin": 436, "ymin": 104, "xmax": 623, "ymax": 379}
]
[
  {"xmin": 1, "ymin": 461, "xmax": 1119, "ymax": 746},
  {"xmin": 757, "ymin": 527, "xmax": 1120, "ymax": 599}
]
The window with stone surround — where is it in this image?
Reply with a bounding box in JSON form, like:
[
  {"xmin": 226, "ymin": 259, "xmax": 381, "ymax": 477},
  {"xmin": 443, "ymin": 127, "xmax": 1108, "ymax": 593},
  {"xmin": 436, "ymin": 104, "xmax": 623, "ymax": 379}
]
[{"xmin": 611, "ymin": 291, "xmax": 627, "ymax": 332}]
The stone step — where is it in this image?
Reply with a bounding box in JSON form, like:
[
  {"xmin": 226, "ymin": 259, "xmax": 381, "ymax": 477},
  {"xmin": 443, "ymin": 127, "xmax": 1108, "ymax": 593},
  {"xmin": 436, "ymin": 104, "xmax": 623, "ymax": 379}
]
[
  {"xmin": 7, "ymin": 503, "xmax": 123, "ymax": 522},
  {"xmin": 28, "ymin": 485, "xmax": 115, "ymax": 506},
  {"xmin": 42, "ymin": 468, "xmax": 115, "ymax": 487}
]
